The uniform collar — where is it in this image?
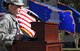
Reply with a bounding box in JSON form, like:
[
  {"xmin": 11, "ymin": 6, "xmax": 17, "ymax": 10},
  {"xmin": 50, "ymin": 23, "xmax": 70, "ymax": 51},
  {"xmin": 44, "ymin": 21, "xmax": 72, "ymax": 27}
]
[{"xmin": 10, "ymin": 14, "xmax": 18, "ymax": 22}]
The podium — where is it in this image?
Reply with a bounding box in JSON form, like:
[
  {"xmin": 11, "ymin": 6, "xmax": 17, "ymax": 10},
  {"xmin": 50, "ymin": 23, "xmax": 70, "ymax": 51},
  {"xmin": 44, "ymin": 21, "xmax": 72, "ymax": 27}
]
[
  {"xmin": 31, "ymin": 22, "xmax": 59, "ymax": 41},
  {"xmin": 11, "ymin": 22, "xmax": 62, "ymax": 51}
]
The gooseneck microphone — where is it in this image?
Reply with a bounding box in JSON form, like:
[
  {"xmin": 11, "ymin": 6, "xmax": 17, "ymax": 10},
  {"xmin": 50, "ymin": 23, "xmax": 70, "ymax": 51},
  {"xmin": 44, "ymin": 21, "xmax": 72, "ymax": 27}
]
[{"xmin": 27, "ymin": 11, "xmax": 43, "ymax": 22}]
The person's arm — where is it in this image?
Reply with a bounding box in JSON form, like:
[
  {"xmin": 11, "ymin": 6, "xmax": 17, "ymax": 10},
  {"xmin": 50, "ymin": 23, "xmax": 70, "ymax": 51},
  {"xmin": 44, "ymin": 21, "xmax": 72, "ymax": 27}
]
[{"xmin": 1, "ymin": 14, "xmax": 16, "ymax": 41}]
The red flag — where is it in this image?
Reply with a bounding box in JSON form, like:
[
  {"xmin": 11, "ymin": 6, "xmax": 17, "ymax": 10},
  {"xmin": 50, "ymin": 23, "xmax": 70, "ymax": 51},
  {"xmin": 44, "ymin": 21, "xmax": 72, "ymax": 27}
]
[{"xmin": 16, "ymin": 8, "xmax": 36, "ymax": 37}]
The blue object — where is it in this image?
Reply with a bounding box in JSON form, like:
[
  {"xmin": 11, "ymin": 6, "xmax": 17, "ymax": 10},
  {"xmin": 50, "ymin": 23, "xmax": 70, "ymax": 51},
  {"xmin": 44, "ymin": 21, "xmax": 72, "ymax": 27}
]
[
  {"xmin": 58, "ymin": 2, "xmax": 80, "ymax": 33},
  {"xmin": 58, "ymin": 11, "xmax": 75, "ymax": 34},
  {"xmin": 29, "ymin": 1, "xmax": 52, "ymax": 22}
]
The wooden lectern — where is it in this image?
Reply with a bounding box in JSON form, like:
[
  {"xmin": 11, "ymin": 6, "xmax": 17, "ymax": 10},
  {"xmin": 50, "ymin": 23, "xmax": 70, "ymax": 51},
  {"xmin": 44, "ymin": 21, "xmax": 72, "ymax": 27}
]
[{"xmin": 11, "ymin": 22, "xmax": 62, "ymax": 51}]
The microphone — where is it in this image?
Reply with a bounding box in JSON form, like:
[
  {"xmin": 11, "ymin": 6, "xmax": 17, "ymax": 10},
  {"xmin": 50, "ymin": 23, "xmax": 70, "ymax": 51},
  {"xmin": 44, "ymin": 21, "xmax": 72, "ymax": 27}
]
[{"xmin": 27, "ymin": 11, "xmax": 43, "ymax": 22}]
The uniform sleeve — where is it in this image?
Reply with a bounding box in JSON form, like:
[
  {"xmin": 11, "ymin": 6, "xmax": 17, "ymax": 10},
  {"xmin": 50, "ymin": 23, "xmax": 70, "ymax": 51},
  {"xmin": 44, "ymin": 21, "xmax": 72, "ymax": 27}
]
[
  {"xmin": 0, "ymin": 16, "xmax": 10, "ymax": 40},
  {"xmin": 5, "ymin": 17, "xmax": 17, "ymax": 40},
  {"xmin": 0, "ymin": 15, "xmax": 16, "ymax": 41}
]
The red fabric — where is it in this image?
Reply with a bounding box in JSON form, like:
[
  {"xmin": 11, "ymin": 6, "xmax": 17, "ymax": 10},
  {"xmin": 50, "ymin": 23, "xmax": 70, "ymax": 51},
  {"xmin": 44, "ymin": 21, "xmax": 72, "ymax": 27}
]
[{"xmin": 16, "ymin": 8, "xmax": 36, "ymax": 37}]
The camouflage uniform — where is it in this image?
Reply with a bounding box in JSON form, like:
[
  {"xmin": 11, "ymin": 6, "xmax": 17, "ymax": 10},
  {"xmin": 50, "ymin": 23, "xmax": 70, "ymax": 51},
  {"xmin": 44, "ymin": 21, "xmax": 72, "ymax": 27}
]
[
  {"xmin": 0, "ymin": 13, "xmax": 23, "ymax": 51},
  {"xmin": 0, "ymin": 0, "xmax": 24, "ymax": 50}
]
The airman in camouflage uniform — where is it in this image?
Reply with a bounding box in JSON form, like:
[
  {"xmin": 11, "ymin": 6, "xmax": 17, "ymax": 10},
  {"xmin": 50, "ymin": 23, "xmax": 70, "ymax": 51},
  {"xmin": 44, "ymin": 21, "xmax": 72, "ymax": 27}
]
[{"xmin": 0, "ymin": 0, "xmax": 24, "ymax": 51}]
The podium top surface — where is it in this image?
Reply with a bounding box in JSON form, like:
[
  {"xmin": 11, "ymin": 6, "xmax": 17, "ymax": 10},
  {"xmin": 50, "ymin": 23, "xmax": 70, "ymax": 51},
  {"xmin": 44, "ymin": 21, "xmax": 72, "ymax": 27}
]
[{"xmin": 31, "ymin": 22, "xmax": 58, "ymax": 25}]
